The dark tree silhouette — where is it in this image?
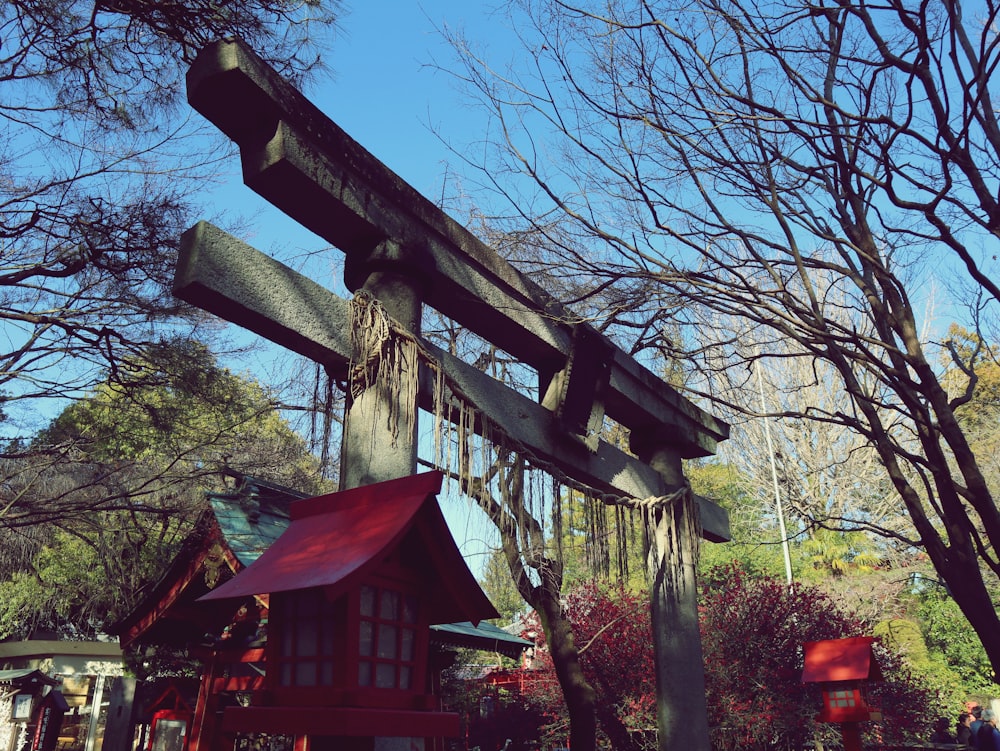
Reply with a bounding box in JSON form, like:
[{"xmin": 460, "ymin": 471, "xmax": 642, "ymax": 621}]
[{"xmin": 448, "ymin": 0, "xmax": 1000, "ymax": 679}]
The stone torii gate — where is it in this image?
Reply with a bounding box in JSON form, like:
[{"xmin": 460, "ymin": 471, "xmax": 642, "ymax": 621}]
[{"xmin": 175, "ymin": 39, "xmax": 730, "ymax": 751}]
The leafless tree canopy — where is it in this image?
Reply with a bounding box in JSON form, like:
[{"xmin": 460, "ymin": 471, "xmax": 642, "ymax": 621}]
[
  {"xmin": 0, "ymin": 1, "xmax": 340, "ymax": 439},
  {"xmin": 0, "ymin": 3, "xmax": 341, "ymax": 617},
  {"xmin": 447, "ymin": 0, "xmax": 1000, "ymax": 676}
]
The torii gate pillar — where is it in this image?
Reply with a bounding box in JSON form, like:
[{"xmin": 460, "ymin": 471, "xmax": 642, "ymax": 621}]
[
  {"xmin": 339, "ymin": 243, "xmax": 423, "ymax": 488},
  {"xmin": 632, "ymin": 434, "xmax": 710, "ymax": 748}
]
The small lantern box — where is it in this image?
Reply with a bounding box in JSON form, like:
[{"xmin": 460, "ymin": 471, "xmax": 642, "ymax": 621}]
[
  {"xmin": 199, "ymin": 471, "xmax": 498, "ymax": 738},
  {"xmin": 802, "ymin": 636, "xmax": 883, "ymax": 723}
]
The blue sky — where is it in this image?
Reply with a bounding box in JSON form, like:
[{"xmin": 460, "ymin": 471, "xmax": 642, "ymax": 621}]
[{"xmin": 317, "ymin": 1, "xmax": 500, "ymax": 197}]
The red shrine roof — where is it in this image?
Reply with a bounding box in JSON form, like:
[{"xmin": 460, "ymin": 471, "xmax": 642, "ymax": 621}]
[
  {"xmin": 802, "ymin": 636, "xmax": 883, "ymax": 684},
  {"xmin": 199, "ymin": 471, "xmax": 498, "ymax": 625}
]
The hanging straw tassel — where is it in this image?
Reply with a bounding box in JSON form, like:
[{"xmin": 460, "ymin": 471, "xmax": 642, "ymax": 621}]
[
  {"xmin": 348, "ymin": 289, "xmax": 695, "ymax": 583},
  {"xmin": 348, "ymin": 290, "xmax": 418, "ymax": 447}
]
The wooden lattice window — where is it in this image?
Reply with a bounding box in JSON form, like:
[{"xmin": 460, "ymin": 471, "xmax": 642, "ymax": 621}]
[
  {"xmin": 272, "ymin": 588, "xmax": 338, "ymax": 687},
  {"xmin": 826, "ymin": 688, "xmax": 859, "ymax": 710},
  {"xmin": 358, "ymin": 584, "xmax": 419, "ymax": 690}
]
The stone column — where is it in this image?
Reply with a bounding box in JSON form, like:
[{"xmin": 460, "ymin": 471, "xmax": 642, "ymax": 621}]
[
  {"xmin": 631, "ymin": 433, "xmax": 711, "ymax": 751},
  {"xmin": 339, "ymin": 240, "xmax": 426, "ymax": 490},
  {"xmin": 328, "ymin": 240, "xmax": 429, "ymax": 751}
]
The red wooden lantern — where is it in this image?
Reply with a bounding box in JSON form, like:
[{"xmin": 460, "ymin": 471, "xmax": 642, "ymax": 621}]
[
  {"xmin": 802, "ymin": 636, "xmax": 883, "ymax": 751},
  {"xmin": 199, "ymin": 471, "xmax": 498, "ymax": 739}
]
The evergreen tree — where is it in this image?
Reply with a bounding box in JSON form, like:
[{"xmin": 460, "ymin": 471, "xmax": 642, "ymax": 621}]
[{"xmin": 0, "ymin": 339, "xmax": 327, "ymax": 639}]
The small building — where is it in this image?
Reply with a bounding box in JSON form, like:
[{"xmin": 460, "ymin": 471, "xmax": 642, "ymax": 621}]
[
  {"xmin": 115, "ymin": 472, "xmax": 525, "ymax": 751},
  {"xmin": 198, "ymin": 471, "xmax": 499, "ymax": 743},
  {"xmin": 1, "ymin": 668, "xmax": 58, "ymax": 751},
  {"xmin": 0, "ymin": 640, "xmax": 125, "ymax": 751}
]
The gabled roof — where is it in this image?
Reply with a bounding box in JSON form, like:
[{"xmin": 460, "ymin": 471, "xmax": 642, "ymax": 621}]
[
  {"xmin": 0, "ymin": 669, "xmax": 59, "ymax": 687},
  {"xmin": 200, "ymin": 471, "xmax": 499, "ymax": 625},
  {"xmin": 802, "ymin": 636, "xmax": 883, "ymax": 683},
  {"xmin": 114, "ymin": 474, "xmax": 306, "ymax": 649},
  {"xmin": 208, "ymin": 476, "xmax": 309, "ymax": 567}
]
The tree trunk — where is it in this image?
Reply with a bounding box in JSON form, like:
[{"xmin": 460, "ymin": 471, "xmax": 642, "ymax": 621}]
[
  {"xmin": 532, "ymin": 581, "xmax": 599, "ymax": 751},
  {"xmin": 467, "ymin": 465, "xmax": 602, "ymax": 751}
]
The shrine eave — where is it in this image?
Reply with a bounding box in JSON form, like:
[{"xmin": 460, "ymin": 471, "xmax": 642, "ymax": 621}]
[
  {"xmin": 198, "ymin": 471, "xmax": 499, "ymax": 625},
  {"xmin": 430, "ymin": 621, "xmax": 532, "ymax": 659},
  {"xmin": 0, "ymin": 669, "xmax": 60, "ymax": 688}
]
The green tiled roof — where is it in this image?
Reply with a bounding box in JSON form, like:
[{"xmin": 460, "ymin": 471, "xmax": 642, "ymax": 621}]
[
  {"xmin": 208, "ymin": 477, "xmax": 308, "ymax": 567},
  {"xmin": 430, "ymin": 621, "xmax": 532, "ymax": 658}
]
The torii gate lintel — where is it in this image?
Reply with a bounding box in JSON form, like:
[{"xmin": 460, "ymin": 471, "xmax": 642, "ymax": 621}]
[{"xmin": 175, "ymin": 220, "xmax": 731, "ymax": 543}]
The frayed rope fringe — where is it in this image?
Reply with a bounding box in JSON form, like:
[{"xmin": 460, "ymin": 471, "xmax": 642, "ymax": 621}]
[{"xmin": 347, "ymin": 290, "xmax": 692, "ymax": 513}]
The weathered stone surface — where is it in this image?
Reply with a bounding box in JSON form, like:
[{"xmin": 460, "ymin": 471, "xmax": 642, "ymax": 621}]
[
  {"xmin": 186, "ymin": 39, "xmax": 729, "ymax": 459},
  {"xmin": 183, "ymin": 38, "xmax": 732, "ymax": 751},
  {"xmin": 176, "ymin": 221, "xmax": 353, "ymax": 375},
  {"xmin": 174, "ymin": 222, "xmax": 729, "ymax": 542}
]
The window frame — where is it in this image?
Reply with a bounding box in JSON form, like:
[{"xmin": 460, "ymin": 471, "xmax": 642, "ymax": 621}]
[
  {"xmin": 265, "ymin": 571, "xmax": 430, "ymax": 709},
  {"xmin": 268, "ymin": 587, "xmax": 346, "ymax": 693}
]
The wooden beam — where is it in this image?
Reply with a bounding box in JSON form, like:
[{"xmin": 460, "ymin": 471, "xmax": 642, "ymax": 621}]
[
  {"xmin": 221, "ymin": 706, "xmax": 460, "ymax": 737},
  {"xmin": 185, "ymin": 39, "xmax": 728, "ymax": 459},
  {"xmin": 175, "ymin": 222, "xmax": 729, "ymax": 542}
]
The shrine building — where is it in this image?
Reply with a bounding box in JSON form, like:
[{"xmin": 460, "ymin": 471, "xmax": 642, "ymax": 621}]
[{"xmin": 114, "ymin": 471, "xmax": 527, "ymax": 751}]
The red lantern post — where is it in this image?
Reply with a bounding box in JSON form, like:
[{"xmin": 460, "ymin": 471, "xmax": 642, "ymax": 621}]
[{"xmin": 802, "ymin": 637, "xmax": 884, "ymax": 751}]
